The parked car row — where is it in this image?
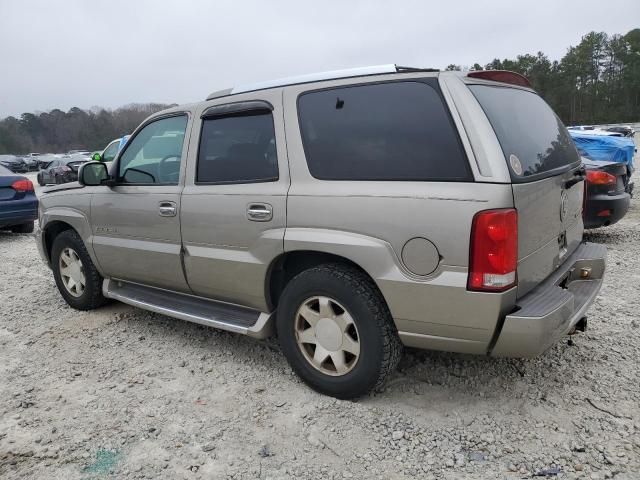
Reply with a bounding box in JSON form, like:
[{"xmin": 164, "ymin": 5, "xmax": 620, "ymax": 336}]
[
  {"xmin": 0, "ymin": 155, "xmax": 29, "ymax": 173},
  {"xmin": 568, "ymin": 125, "xmax": 636, "ymax": 138},
  {"xmin": 36, "ymin": 157, "xmax": 89, "ymax": 186},
  {"xmin": 0, "ymin": 140, "xmax": 131, "ymax": 186}
]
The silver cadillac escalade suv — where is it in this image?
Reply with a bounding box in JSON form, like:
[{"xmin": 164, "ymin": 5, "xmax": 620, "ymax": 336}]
[{"xmin": 36, "ymin": 65, "xmax": 606, "ymax": 399}]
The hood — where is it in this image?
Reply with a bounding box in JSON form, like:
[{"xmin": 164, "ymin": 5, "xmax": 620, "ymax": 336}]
[{"xmin": 41, "ymin": 182, "xmax": 84, "ymax": 194}]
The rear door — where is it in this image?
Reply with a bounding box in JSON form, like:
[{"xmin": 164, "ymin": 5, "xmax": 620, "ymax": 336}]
[
  {"xmin": 468, "ymin": 84, "xmax": 584, "ymax": 297},
  {"xmin": 180, "ymin": 91, "xmax": 288, "ymax": 312}
]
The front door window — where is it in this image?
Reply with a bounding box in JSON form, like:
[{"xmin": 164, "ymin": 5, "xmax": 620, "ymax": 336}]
[{"xmin": 117, "ymin": 115, "xmax": 188, "ymax": 185}]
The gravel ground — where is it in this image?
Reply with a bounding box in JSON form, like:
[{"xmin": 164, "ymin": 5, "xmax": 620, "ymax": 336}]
[{"xmin": 1, "ymin": 181, "xmax": 639, "ymax": 479}]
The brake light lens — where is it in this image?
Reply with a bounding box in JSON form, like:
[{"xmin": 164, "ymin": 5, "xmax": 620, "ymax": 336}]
[
  {"xmin": 11, "ymin": 179, "xmax": 34, "ymax": 192},
  {"xmin": 586, "ymin": 170, "xmax": 616, "ymax": 186},
  {"xmin": 468, "ymin": 209, "xmax": 518, "ymax": 292},
  {"xmin": 467, "ymin": 70, "xmax": 532, "ymax": 88}
]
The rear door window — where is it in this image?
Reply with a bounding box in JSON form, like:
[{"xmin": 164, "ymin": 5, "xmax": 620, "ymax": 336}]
[
  {"xmin": 469, "ymin": 85, "xmax": 580, "ymax": 181},
  {"xmin": 297, "ymin": 81, "xmax": 471, "ymax": 181},
  {"xmin": 196, "ymin": 111, "xmax": 278, "ymax": 184}
]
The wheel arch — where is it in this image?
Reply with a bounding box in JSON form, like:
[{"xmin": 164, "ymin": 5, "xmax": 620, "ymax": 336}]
[
  {"xmin": 42, "ymin": 220, "xmax": 77, "ymax": 265},
  {"xmin": 266, "ymin": 250, "xmax": 393, "ymax": 316},
  {"xmin": 41, "ymin": 208, "xmax": 96, "ymax": 270}
]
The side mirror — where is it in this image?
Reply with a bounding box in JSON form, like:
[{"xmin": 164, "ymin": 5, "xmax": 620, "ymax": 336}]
[
  {"xmin": 78, "ymin": 161, "xmax": 109, "ymax": 186},
  {"xmin": 92, "ymin": 152, "xmax": 102, "ymax": 162}
]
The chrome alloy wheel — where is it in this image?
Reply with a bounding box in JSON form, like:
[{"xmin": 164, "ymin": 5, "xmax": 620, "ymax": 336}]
[
  {"xmin": 59, "ymin": 247, "xmax": 86, "ymax": 297},
  {"xmin": 294, "ymin": 296, "xmax": 360, "ymax": 376}
]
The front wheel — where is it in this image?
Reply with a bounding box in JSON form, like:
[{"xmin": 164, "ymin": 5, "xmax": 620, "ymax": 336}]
[
  {"xmin": 276, "ymin": 263, "xmax": 402, "ymax": 399},
  {"xmin": 51, "ymin": 229, "xmax": 106, "ymax": 310}
]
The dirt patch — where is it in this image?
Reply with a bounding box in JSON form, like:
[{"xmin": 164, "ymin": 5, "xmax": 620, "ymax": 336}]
[{"xmin": 1, "ymin": 203, "xmax": 639, "ymax": 479}]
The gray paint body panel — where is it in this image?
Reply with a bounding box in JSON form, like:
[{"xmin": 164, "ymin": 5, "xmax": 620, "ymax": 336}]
[
  {"xmin": 35, "ymin": 69, "xmax": 605, "ymax": 360},
  {"xmin": 180, "ymin": 89, "xmax": 288, "ymax": 312}
]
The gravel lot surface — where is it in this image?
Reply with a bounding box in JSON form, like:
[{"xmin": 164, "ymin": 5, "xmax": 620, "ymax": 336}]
[{"xmin": 1, "ymin": 177, "xmax": 639, "ymax": 479}]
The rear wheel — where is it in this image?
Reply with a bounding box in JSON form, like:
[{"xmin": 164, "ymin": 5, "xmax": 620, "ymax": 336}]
[
  {"xmin": 11, "ymin": 221, "xmax": 34, "ymax": 234},
  {"xmin": 37, "ymin": 174, "xmax": 44, "ymax": 186},
  {"xmin": 51, "ymin": 229, "xmax": 106, "ymax": 310},
  {"xmin": 276, "ymin": 263, "xmax": 402, "ymax": 399}
]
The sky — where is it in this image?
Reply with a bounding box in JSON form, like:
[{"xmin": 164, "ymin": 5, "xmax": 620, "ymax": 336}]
[{"xmin": 0, "ymin": 0, "xmax": 638, "ymax": 118}]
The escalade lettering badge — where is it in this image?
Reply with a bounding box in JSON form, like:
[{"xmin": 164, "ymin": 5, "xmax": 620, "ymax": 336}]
[
  {"xmin": 560, "ymin": 190, "xmax": 569, "ymax": 222},
  {"xmin": 96, "ymin": 226, "xmax": 117, "ymax": 234}
]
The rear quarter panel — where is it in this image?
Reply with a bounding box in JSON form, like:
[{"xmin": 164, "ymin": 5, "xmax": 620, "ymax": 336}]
[{"xmin": 282, "ymin": 75, "xmax": 517, "ymax": 350}]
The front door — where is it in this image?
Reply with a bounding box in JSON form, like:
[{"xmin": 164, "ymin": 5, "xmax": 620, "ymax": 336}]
[
  {"xmin": 180, "ymin": 92, "xmax": 288, "ymax": 311},
  {"xmin": 91, "ymin": 113, "xmax": 192, "ymax": 292}
]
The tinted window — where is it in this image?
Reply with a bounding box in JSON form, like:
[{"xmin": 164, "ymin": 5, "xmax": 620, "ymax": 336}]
[
  {"xmin": 118, "ymin": 115, "xmax": 187, "ymax": 184},
  {"xmin": 469, "ymin": 85, "xmax": 580, "ymax": 181},
  {"xmin": 298, "ymin": 81, "xmax": 470, "ymax": 181},
  {"xmin": 196, "ymin": 111, "xmax": 278, "ymax": 184}
]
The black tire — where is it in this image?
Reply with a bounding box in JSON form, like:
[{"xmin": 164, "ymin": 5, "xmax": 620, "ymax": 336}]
[
  {"xmin": 54, "ymin": 174, "xmax": 62, "ymax": 184},
  {"xmin": 276, "ymin": 263, "xmax": 402, "ymax": 399},
  {"xmin": 51, "ymin": 229, "xmax": 106, "ymax": 310},
  {"xmin": 11, "ymin": 221, "xmax": 34, "ymax": 234},
  {"xmin": 37, "ymin": 174, "xmax": 44, "ymax": 186}
]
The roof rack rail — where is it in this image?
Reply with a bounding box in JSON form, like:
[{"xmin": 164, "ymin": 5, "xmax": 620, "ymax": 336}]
[{"xmin": 206, "ymin": 64, "xmax": 439, "ymax": 100}]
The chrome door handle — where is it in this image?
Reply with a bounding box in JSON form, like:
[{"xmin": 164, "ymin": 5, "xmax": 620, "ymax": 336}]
[
  {"xmin": 158, "ymin": 201, "xmax": 177, "ymax": 217},
  {"xmin": 247, "ymin": 203, "xmax": 273, "ymax": 222}
]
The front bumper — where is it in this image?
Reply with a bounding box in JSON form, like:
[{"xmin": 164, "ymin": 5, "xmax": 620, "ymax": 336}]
[
  {"xmin": 35, "ymin": 226, "xmax": 50, "ymax": 266},
  {"xmin": 584, "ymin": 191, "xmax": 630, "ymax": 229},
  {"xmin": 491, "ymin": 242, "xmax": 606, "ymax": 357}
]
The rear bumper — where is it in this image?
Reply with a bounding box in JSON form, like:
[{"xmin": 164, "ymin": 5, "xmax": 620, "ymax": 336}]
[
  {"xmin": 584, "ymin": 191, "xmax": 630, "ymax": 229},
  {"xmin": 0, "ymin": 198, "xmax": 38, "ymax": 228},
  {"xmin": 490, "ymin": 242, "xmax": 606, "ymax": 358}
]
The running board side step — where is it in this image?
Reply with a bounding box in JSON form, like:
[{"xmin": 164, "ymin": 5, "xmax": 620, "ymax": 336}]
[{"xmin": 103, "ymin": 279, "xmax": 273, "ymax": 339}]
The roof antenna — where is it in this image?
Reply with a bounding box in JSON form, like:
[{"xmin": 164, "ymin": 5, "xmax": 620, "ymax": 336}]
[{"xmin": 335, "ymin": 97, "xmax": 344, "ymax": 109}]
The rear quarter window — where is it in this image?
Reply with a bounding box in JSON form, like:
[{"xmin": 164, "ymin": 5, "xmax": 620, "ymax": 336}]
[
  {"xmin": 297, "ymin": 81, "xmax": 472, "ymax": 181},
  {"xmin": 469, "ymin": 85, "xmax": 580, "ymax": 181}
]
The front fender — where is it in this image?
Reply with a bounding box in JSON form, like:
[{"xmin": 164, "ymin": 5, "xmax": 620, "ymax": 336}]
[{"xmin": 39, "ymin": 206, "xmax": 102, "ymax": 274}]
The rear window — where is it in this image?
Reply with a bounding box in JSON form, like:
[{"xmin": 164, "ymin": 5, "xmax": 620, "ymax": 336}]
[
  {"xmin": 469, "ymin": 85, "xmax": 580, "ymax": 181},
  {"xmin": 298, "ymin": 81, "xmax": 471, "ymax": 181}
]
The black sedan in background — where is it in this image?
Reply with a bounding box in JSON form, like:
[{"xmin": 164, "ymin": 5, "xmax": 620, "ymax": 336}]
[
  {"xmin": 583, "ymin": 157, "xmax": 631, "ymax": 229},
  {"xmin": 0, "ymin": 165, "xmax": 38, "ymax": 233},
  {"xmin": 37, "ymin": 157, "xmax": 88, "ymax": 185},
  {"xmin": 0, "ymin": 155, "xmax": 29, "ymax": 173}
]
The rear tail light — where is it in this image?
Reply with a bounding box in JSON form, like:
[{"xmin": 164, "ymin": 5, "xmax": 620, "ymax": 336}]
[
  {"xmin": 11, "ymin": 179, "xmax": 34, "ymax": 192},
  {"xmin": 467, "ymin": 70, "xmax": 532, "ymax": 88},
  {"xmin": 586, "ymin": 170, "xmax": 616, "ymax": 186},
  {"xmin": 468, "ymin": 209, "xmax": 518, "ymax": 292}
]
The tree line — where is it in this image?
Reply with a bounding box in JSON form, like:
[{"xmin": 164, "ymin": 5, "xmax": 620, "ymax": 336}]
[
  {"xmin": 446, "ymin": 29, "xmax": 640, "ymax": 126},
  {"xmin": 0, "ymin": 103, "xmax": 175, "ymax": 155},
  {"xmin": 1, "ymin": 29, "xmax": 639, "ymax": 155}
]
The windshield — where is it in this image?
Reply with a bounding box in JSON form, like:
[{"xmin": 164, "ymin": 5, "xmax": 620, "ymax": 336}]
[{"xmin": 469, "ymin": 85, "xmax": 580, "ymax": 181}]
